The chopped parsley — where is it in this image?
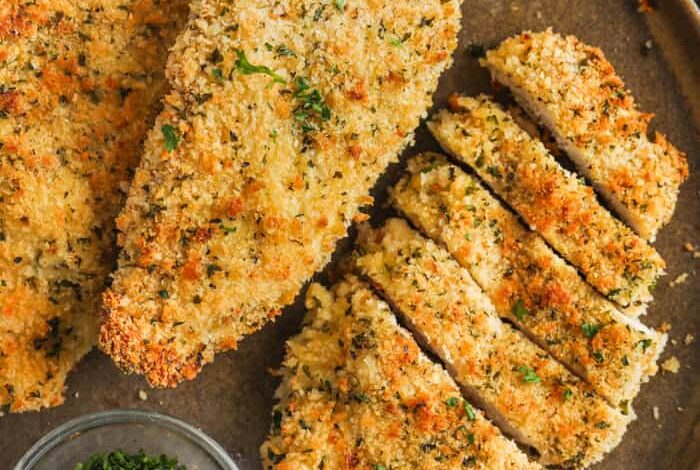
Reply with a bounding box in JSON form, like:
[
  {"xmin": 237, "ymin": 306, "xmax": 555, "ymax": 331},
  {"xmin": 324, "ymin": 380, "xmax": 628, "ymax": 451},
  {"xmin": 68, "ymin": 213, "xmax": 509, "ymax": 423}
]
[
  {"xmin": 334, "ymin": 0, "xmax": 345, "ymax": 11},
  {"xmin": 637, "ymin": 338, "xmax": 652, "ymax": 352},
  {"xmin": 352, "ymin": 393, "xmax": 370, "ymax": 403},
  {"xmin": 511, "ymin": 299, "xmax": 529, "ymax": 321},
  {"xmin": 158, "ymin": 290, "xmax": 169, "ymax": 299},
  {"xmin": 486, "ymin": 165, "xmax": 502, "ymax": 178},
  {"xmin": 277, "ymin": 45, "xmax": 295, "ymax": 56},
  {"xmin": 562, "ymin": 388, "xmax": 573, "ymax": 401},
  {"xmin": 464, "ymin": 401, "xmax": 476, "ymax": 421},
  {"xmin": 161, "ymin": 125, "xmax": 180, "ymax": 152},
  {"xmin": 445, "ymin": 397, "xmax": 459, "ymax": 407},
  {"xmin": 516, "ymin": 365, "xmax": 541, "ymax": 383},
  {"xmin": 234, "ymin": 49, "xmax": 286, "ymax": 84},
  {"xmin": 581, "ymin": 322, "xmax": 602, "ymax": 339},
  {"xmin": 292, "ymin": 77, "xmax": 331, "ymax": 133},
  {"xmin": 606, "ymin": 288, "xmax": 622, "ymax": 299},
  {"xmin": 73, "ymin": 450, "xmax": 185, "ymax": 470}
]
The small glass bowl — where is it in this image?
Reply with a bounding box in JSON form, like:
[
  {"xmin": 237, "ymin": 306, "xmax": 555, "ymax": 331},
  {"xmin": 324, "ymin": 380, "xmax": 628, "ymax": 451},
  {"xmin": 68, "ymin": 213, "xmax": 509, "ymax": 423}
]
[{"xmin": 15, "ymin": 409, "xmax": 238, "ymax": 470}]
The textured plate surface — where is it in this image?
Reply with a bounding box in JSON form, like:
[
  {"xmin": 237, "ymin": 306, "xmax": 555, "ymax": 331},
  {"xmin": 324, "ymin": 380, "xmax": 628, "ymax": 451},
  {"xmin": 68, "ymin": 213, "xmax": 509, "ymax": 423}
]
[{"xmin": 2, "ymin": 1, "xmax": 698, "ymax": 469}]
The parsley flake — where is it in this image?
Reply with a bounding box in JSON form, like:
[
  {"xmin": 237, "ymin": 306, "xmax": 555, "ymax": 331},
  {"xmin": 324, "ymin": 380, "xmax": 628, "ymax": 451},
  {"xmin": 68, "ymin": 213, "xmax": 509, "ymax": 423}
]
[
  {"xmin": 161, "ymin": 124, "xmax": 180, "ymax": 152},
  {"xmin": 234, "ymin": 49, "xmax": 286, "ymax": 84},
  {"xmin": 464, "ymin": 401, "xmax": 476, "ymax": 421},
  {"xmin": 516, "ymin": 365, "xmax": 541, "ymax": 383},
  {"xmin": 582, "ymin": 322, "xmax": 603, "ymax": 339},
  {"xmin": 511, "ymin": 299, "xmax": 529, "ymax": 320}
]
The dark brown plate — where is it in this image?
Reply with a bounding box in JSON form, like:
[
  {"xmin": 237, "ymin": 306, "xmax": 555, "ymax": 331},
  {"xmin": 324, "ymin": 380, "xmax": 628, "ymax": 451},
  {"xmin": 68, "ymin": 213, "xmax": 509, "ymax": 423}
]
[{"xmin": 2, "ymin": 1, "xmax": 698, "ymax": 469}]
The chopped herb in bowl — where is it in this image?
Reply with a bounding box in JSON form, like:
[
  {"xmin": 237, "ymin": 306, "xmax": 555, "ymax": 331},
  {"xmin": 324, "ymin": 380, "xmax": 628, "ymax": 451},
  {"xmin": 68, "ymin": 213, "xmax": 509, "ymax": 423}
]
[{"xmin": 74, "ymin": 450, "xmax": 185, "ymax": 470}]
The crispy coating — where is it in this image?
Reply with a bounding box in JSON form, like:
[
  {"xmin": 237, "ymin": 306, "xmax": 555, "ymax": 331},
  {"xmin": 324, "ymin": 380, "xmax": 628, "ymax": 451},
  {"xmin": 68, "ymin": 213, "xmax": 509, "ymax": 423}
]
[
  {"xmin": 428, "ymin": 95, "xmax": 664, "ymax": 315},
  {"xmin": 357, "ymin": 219, "xmax": 630, "ymax": 468},
  {"xmin": 0, "ymin": 0, "xmax": 188, "ymax": 412},
  {"xmin": 391, "ymin": 153, "xmax": 666, "ymax": 408},
  {"xmin": 482, "ymin": 29, "xmax": 688, "ymax": 241},
  {"xmin": 261, "ymin": 276, "xmax": 539, "ymax": 470},
  {"xmin": 99, "ymin": 0, "xmax": 462, "ymax": 387}
]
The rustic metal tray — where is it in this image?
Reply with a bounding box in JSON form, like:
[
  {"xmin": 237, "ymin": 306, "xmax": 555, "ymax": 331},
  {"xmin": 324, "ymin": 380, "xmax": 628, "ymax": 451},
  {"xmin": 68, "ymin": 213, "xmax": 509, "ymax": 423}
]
[{"xmin": 2, "ymin": 1, "xmax": 698, "ymax": 468}]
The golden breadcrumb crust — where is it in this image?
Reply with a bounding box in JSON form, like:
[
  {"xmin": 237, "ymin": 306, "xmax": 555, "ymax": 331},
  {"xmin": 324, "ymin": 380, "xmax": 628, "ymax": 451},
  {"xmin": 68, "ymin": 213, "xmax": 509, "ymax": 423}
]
[
  {"xmin": 357, "ymin": 219, "xmax": 629, "ymax": 468},
  {"xmin": 261, "ymin": 276, "xmax": 539, "ymax": 470},
  {"xmin": 482, "ymin": 29, "xmax": 688, "ymax": 241},
  {"xmin": 428, "ymin": 95, "xmax": 664, "ymax": 315},
  {"xmin": 0, "ymin": 0, "xmax": 188, "ymax": 412},
  {"xmin": 99, "ymin": 0, "xmax": 462, "ymax": 387},
  {"xmin": 391, "ymin": 153, "xmax": 666, "ymax": 409}
]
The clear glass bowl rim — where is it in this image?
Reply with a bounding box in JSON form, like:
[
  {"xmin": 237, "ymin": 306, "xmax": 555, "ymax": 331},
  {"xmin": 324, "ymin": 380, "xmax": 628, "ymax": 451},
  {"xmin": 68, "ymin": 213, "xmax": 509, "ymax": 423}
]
[{"xmin": 14, "ymin": 409, "xmax": 239, "ymax": 470}]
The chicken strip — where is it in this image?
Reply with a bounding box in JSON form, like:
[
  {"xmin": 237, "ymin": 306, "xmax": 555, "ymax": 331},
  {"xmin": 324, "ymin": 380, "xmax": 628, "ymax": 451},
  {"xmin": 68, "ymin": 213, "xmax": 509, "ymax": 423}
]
[
  {"xmin": 0, "ymin": 0, "xmax": 188, "ymax": 412},
  {"xmin": 261, "ymin": 276, "xmax": 539, "ymax": 470},
  {"xmin": 391, "ymin": 153, "xmax": 666, "ymax": 409},
  {"xmin": 357, "ymin": 219, "xmax": 630, "ymax": 468},
  {"xmin": 428, "ymin": 95, "xmax": 664, "ymax": 316},
  {"xmin": 99, "ymin": 0, "xmax": 462, "ymax": 387},
  {"xmin": 481, "ymin": 29, "xmax": 688, "ymax": 241}
]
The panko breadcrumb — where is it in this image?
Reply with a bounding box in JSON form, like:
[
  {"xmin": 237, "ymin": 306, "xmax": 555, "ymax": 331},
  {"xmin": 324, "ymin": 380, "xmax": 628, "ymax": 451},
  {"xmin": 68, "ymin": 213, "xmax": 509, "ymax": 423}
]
[
  {"xmin": 661, "ymin": 356, "xmax": 680, "ymax": 374},
  {"xmin": 357, "ymin": 219, "xmax": 630, "ymax": 468},
  {"xmin": 391, "ymin": 153, "xmax": 666, "ymax": 408},
  {"xmin": 428, "ymin": 95, "xmax": 665, "ymax": 316},
  {"xmin": 261, "ymin": 277, "xmax": 538, "ymax": 470},
  {"xmin": 99, "ymin": 0, "xmax": 462, "ymax": 387},
  {"xmin": 0, "ymin": 0, "xmax": 188, "ymax": 412},
  {"xmin": 481, "ymin": 30, "xmax": 688, "ymax": 241}
]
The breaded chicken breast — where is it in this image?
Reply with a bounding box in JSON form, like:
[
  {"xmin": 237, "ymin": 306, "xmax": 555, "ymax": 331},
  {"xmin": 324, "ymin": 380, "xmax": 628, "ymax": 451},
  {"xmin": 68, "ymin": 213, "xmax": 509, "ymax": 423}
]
[
  {"xmin": 261, "ymin": 276, "xmax": 539, "ymax": 470},
  {"xmin": 391, "ymin": 153, "xmax": 666, "ymax": 409},
  {"xmin": 482, "ymin": 30, "xmax": 688, "ymax": 241},
  {"xmin": 357, "ymin": 219, "xmax": 630, "ymax": 468},
  {"xmin": 0, "ymin": 0, "xmax": 188, "ymax": 412},
  {"xmin": 99, "ymin": 0, "xmax": 462, "ymax": 387},
  {"xmin": 428, "ymin": 95, "xmax": 664, "ymax": 316}
]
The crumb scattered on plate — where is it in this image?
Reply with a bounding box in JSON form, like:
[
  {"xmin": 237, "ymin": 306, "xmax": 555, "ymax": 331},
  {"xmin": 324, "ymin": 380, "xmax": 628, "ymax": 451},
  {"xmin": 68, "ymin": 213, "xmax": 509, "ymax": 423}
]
[
  {"xmin": 138, "ymin": 390, "xmax": 148, "ymax": 401},
  {"xmin": 661, "ymin": 356, "xmax": 681, "ymax": 374},
  {"xmin": 669, "ymin": 272, "xmax": 689, "ymax": 287},
  {"xmin": 685, "ymin": 334, "xmax": 695, "ymax": 346}
]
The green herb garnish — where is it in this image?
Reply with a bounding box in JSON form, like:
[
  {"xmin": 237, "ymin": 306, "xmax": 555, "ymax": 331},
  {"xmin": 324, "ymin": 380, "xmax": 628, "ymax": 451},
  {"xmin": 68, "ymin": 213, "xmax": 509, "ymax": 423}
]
[
  {"xmin": 161, "ymin": 124, "xmax": 179, "ymax": 152},
  {"xmin": 563, "ymin": 388, "xmax": 573, "ymax": 401},
  {"xmin": 234, "ymin": 49, "xmax": 286, "ymax": 84},
  {"xmin": 464, "ymin": 402, "xmax": 476, "ymax": 421},
  {"xmin": 581, "ymin": 322, "xmax": 602, "ymax": 339},
  {"xmin": 74, "ymin": 450, "xmax": 185, "ymax": 470},
  {"xmin": 292, "ymin": 77, "xmax": 331, "ymax": 132},
  {"xmin": 637, "ymin": 338, "xmax": 652, "ymax": 352},
  {"xmin": 445, "ymin": 397, "xmax": 459, "ymax": 407},
  {"xmin": 511, "ymin": 299, "xmax": 529, "ymax": 321},
  {"xmin": 516, "ymin": 365, "xmax": 541, "ymax": 383}
]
